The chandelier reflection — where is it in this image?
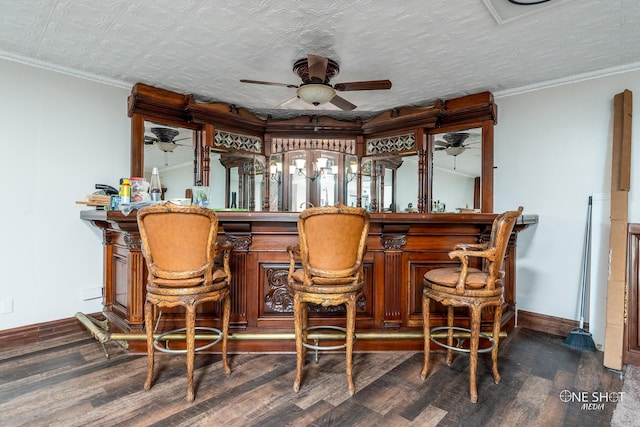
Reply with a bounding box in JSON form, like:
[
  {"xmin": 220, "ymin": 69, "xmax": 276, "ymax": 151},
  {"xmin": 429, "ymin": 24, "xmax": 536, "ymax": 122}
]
[
  {"xmin": 346, "ymin": 161, "xmax": 358, "ymax": 183},
  {"xmin": 291, "ymin": 157, "xmax": 335, "ymax": 182},
  {"xmin": 270, "ymin": 161, "xmax": 282, "ymax": 183}
]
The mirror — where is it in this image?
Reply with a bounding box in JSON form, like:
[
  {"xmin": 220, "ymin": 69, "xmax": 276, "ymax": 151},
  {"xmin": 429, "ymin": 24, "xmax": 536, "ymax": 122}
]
[
  {"xmin": 213, "ymin": 153, "xmax": 265, "ymax": 210},
  {"xmin": 394, "ymin": 155, "xmax": 418, "ymax": 212},
  {"xmin": 285, "ymin": 150, "xmax": 340, "ymax": 211},
  {"xmin": 268, "ymin": 154, "xmax": 284, "ymax": 211},
  {"xmin": 137, "ymin": 122, "xmax": 486, "ymax": 213},
  {"xmin": 361, "ymin": 155, "xmax": 417, "ymax": 212},
  {"xmin": 143, "ymin": 121, "xmax": 195, "ymax": 200},
  {"xmin": 431, "ymin": 127, "xmax": 482, "ymax": 213},
  {"xmin": 345, "ymin": 156, "xmax": 359, "ymax": 207}
]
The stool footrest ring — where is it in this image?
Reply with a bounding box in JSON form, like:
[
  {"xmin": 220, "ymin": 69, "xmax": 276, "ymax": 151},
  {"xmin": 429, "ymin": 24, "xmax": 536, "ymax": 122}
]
[
  {"xmin": 153, "ymin": 326, "xmax": 223, "ymax": 354},
  {"xmin": 430, "ymin": 326, "xmax": 495, "ymax": 353},
  {"xmin": 302, "ymin": 325, "xmax": 355, "ymax": 351}
]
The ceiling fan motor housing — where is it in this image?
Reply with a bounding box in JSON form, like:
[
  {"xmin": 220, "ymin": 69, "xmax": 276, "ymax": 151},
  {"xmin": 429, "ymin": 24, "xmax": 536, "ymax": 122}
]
[
  {"xmin": 150, "ymin": 127, "xmax": 179, "ymax": 142},
  {"xmin": 293, "ymin": 57, "xmax": 340, "ymax": 84},
  {"xmin": 443, "ymin": 132, "xmax": 470, "ymax": 146}
]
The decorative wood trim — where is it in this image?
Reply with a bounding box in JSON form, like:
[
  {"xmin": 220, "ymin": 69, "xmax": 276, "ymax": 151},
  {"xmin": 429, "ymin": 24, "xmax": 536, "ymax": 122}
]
[
  {"xmin": 0, "ymin": 314, "xmax": 101, "ymax": 351},
  {"xmin": 365, "ymin": 132, "xmax": 416, "ymax": 155},
  {"xmin": 517, "ymin": 309, "xmax": 584, "ymax": 337},
  {"xmin": 271, "ymin": 137, "xmax": 357, "ymax": 155},
  {"xmin": 128, "ymin": 84, "xmax": 497, "ymax": 142},
  {"xmin": 123, "ymin": 234, "xmax": 141, "ymax": 249},
  {"xmin": 213, "ymin": 129, "xmax": 263, "ymax": 154},
  {"xmin": 266, "ymin": 114, "xmax": 363, "ymax": 136},
  {"xmin": 226, "ymin": 235, "xmax": 252, "ymax": 251},
  {"xmin": 127, "ymin": 83, "xmax": 191, "ymax": 122},
  {"xmin": 264, "ymin": 267, "xmax": 292, "ymax": 313},
  {"xmin": 188, "ymin": 100, "xmax": 265, "ymax": 136},
  {"xmin": 361, "ymin": 102, "xmax": 442, "ymax": 135},
  {"xmin": 440, "ymin": 91, "xmax": 498, "ymax": 127}
]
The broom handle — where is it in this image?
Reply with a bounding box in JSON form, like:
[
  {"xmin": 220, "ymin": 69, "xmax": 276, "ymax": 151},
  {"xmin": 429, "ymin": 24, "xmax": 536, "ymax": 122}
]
[{"xmin": 579, "ymin": 196, "xmax": 593, "ymax": 328}]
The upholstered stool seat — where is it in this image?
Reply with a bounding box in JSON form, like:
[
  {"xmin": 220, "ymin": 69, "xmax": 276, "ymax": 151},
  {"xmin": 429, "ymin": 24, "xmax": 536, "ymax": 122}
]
[
  {"xmin": 421, "ymin": 207, "xmax": 523, "ymax": 403},
  {"xmin": 287, "ymin": 204, "xmax": 369, "ymax": 396}
]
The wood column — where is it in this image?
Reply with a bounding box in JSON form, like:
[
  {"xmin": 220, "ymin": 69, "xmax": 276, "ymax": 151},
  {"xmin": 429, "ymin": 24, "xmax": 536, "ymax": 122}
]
[{"xmin": 381, "ymin": 226, "xmax": 408, "ymax": 327}]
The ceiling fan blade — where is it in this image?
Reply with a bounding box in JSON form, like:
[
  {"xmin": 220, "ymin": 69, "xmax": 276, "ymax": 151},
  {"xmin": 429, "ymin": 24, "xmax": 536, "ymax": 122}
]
[
  {"xmin": 173, "ymin": 136, "xmax": 192, "ymax": 143},
  {"xmin": 435, "ymin": 140, "xmax": 448, "ymax": 146},
  {"xmin": 307, "ymin": 54, "xmax": 328, "ymax": 82},
  {"xmin": 330, "ymin": 95, "xmax": 357, "ymax": 111},
  {"xmin": 240, "ymin": 79, "xmax": 298, "ymax": 88},
  {"xmin": 274, "ymin": 95, "xmax": 300, "ymax": 108},
  {"xmin": 334, "ymin": 80, "xmax": 392, "ymax": 91}
]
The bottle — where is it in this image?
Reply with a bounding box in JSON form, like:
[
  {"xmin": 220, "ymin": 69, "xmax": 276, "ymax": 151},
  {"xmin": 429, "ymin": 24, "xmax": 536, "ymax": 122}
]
[
  {"xmin": 150, "ymin": 167, "xmax": 162, "ymax": 202},
  {"xmin": 120, "ymin": 178, "xmax": 131, "ymax": 205}
]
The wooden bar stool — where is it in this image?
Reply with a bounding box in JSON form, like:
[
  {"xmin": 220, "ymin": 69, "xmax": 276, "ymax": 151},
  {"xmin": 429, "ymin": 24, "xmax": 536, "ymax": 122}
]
[
  {"xmin": 287, "ymin": 204, "xmax": 369, "ymax": 395},
  {"xmin": 137, "ymin": 202, "xmax": 233, "ymax": 402},
  {"xmin": 421, "ymin": 207, "xmax": 523, "ymax": 403}
]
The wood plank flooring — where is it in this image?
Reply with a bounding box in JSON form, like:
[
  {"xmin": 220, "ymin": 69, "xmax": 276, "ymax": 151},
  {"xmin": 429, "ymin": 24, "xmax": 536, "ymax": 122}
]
[{"xmin": 0, "ymin": 327, "xmax": 624, "ymax": 426}]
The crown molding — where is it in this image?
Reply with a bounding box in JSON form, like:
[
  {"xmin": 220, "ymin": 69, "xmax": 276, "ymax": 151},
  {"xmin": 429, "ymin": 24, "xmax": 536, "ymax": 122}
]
[
  {"xmin": 495, "ymin": 61, "xmax": 640, "ymax": 98},
  {"xmin": 0, "ymin": 50, "xmax": 131, "ymax": 89}
]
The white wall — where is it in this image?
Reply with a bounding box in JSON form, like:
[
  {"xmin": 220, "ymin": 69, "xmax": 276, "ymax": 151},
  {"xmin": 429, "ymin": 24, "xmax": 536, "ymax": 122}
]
[
  {"xmin": 154, "ymin": 163, "xmax": 193, "ymax": 201},
  {"xmin": 396, "ymin": 157, "xmax": 418, "ymax": 211},
  {"xmin": 1, "ymin": 57, "xmax": 639, "ymax": 339},
  {"xmin": 494, "ymin": 70, "xmax": 640, "ymax": 350},
  {"xmin": 432, "ymin": 167, "xmax": 476, "ymax": 212},
  {"xmin": 0, "ymin": 58, "xmax": 130, "ymax": 330}
]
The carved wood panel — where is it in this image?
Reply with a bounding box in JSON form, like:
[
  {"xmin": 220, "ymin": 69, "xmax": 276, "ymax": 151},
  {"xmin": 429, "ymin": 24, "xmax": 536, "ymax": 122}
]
[{"xmin": 259, "ymin": 263, "xmax": 372, "ymax": 318}]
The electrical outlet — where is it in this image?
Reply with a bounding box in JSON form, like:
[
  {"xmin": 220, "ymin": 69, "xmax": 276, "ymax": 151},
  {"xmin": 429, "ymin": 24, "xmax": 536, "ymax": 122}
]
[{"xmin": 1, "ymin": 298, "xmax": 14, "ymax": 314}]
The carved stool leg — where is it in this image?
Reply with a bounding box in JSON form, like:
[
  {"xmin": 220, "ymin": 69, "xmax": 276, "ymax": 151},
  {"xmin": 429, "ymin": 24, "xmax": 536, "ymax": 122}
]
[
  {"xmin": 491, "ymin": 303, "xmax": 503, "ymax": 384},
  {"xmin": 421, "ymin": 295, "xmax": 431, "ymax": 380},
  {"xmin": 185, "ymin": 304, "xmax": 196, "ymax": 402},
  {"xmin": 293, "ymin": 294, "xmax": 304, "ymax": 392},
  {"xmin": 469, "ymin": 303, "xmax": 481, "ymax": 403},
  {"xmin": 144, "ymin": 301, "xmax": 155, "ymax": 390},
  {"xmin": 345, "ymin": 295, "xmax": 356, "ymax": 396},
  {"xmin": 144, "ymin": 300, "xmax": 155, "ymax": 391},
  {"xmin": 446, "ymin": 305, "xmax": 455, "ymax": 366},
  {"xmin": 222, "ymin": 294, "xmax": 231, "ymax": 375},
  {"xmin": 301, "ymin": 301, "xmax": 308, "ymax": 365}
]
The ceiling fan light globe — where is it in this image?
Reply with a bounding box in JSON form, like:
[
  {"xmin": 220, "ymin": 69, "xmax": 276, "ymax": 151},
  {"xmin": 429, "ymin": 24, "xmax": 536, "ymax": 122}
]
[
  {"xmin": 156, "ymin": 141, "xmax": 177, "ymax": 152},
  {"xmin": 445, "ymin": 146, "xmax": 466, "ymax": 156},
  {"xmin": 296, "ymin": 84, "xmax": 336, "ymax": 106}
]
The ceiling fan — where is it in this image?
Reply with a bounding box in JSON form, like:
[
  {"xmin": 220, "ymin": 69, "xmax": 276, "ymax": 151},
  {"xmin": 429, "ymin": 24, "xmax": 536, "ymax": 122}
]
[
  {"xmin": 434, "ymin": 133, "xmax": 479, "ymax": 157},
  {"xmin": 240, "ymin": 54, "xmax": 392, "ymax": 111},
  {"xmin": 144, "ymin": 127, "xmax": 192, "ymax": 153}
]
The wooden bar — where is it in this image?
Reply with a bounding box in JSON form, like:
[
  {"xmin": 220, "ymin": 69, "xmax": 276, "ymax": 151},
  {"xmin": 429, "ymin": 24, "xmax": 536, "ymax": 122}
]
[{"xmin": 80, "ymin": 209, "xmax": 536, "ymax": 353}]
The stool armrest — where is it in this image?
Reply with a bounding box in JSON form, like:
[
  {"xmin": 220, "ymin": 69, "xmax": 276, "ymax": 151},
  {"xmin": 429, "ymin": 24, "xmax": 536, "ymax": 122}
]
[
  {"xmin": 216, "ymin": 242, "xmax": 234, "ymax": 279},
  {"xmin": 449, "ymin": 247, "xmax": 497, "ymax": 293},
  {"xmin": 454, "ymin": 242, "xmax": 488, "ymax": 251},
  {"xmin": 287, "ymin": 244, "xmax": 301, "ymax": 278}
]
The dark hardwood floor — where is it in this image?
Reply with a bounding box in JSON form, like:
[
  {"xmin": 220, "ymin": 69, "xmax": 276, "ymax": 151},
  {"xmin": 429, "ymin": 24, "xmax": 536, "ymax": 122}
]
[{"xmin": 0, "ymin": 327, "xmax": 624, "ymax": 426}]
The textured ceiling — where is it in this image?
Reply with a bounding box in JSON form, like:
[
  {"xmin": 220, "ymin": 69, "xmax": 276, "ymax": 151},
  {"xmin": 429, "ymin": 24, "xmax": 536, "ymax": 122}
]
[{"xmin": 1, "ymin": 0, "xmax": 639, "ymax": 121}]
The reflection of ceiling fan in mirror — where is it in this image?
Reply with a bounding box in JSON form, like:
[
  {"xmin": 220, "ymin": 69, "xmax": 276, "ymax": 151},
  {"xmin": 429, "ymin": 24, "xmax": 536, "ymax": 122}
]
[
  {"xmin": 240, "ymin": 54, "xmax": 392, "ymax": 111},
  {"xmin": 435, "ymin": 132, "xmax": 480, "ymax": 157},
  {"xmin": 144, "ymin": 126, "xmax": 194, "ymax": 168},
  {"xmin": 145, "ymin": 127, "xmax": 192, "ymax": 153}
]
